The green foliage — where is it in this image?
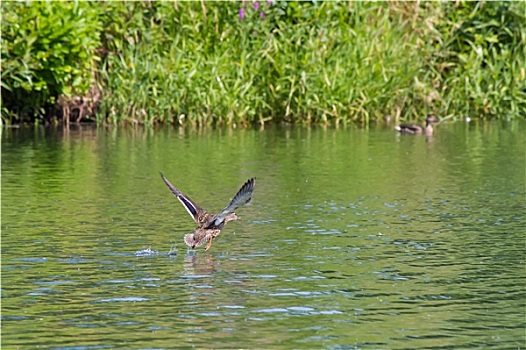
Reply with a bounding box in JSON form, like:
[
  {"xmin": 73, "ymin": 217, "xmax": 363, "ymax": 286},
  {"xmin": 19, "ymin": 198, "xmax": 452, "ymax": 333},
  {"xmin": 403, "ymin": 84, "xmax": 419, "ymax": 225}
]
[
  {"xmin": 2, "ymin": 1, "xmax": 524, "ymax": 124},
  {"xmin": 1, "ymin": 1, "xmax": 102, "ymax": 121},
  {"xmin": 96, "ymin": 1, "xmax": 525, "ymax": 125},
  {"xmin": 423, "ymin": 1, "xmax": 526, "ymax": 119},
  {"xmin": 97, "ymin": 2, "xmax": 427, "ymax": 125}
]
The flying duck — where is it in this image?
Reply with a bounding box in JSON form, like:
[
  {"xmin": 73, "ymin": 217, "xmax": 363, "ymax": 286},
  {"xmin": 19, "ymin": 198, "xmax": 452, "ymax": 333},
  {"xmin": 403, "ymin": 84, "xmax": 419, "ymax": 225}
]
[{"xmin": 160, "ymin": 173, "xmax": 255, "ymax": 251}]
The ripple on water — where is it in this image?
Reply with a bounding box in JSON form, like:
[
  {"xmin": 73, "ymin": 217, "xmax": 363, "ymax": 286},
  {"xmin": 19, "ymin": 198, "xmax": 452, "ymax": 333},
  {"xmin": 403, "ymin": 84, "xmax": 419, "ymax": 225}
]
[
  {"xmin": 2, "ymin": 124, "xmax": 524, "ymax": 349},
  {"xmin": 94, "ymin": 297, "xmax": 150, "ymax": 303},
  {"xmin": 14, "ymin": 257, "xmax": 48, "ymax": 263},
  {"xmin": 253, "ymin": 306, "xmax": 344, "ymax": 316}
]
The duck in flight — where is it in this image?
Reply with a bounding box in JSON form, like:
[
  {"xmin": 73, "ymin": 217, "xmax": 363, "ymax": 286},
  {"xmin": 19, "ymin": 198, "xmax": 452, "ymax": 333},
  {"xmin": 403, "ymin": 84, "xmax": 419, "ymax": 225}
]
[
  {"xmin": 160, "ymin": 173, "xmax": 255, "ymax": 251},
  {"xmin": 395, "ymin": 114, "xmax": 439, "ymax": 135}
]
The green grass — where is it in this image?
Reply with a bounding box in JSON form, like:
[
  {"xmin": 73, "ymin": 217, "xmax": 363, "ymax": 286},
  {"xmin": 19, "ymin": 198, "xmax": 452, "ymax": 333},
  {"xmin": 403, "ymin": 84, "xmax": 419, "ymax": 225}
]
[{"xmin": 2, "ymin": 1, "xmax": 525, "ymax": 125}]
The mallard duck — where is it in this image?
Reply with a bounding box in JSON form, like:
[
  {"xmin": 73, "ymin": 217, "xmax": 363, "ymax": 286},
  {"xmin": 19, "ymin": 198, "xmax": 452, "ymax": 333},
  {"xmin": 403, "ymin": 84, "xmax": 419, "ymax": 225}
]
[
  {"xmin": 395, "ymin": 114, "xmax": 438, "ymax": 135},
  {"xmin": 160, "ymin": 173, "xmax": 255, "ymax": 251}
]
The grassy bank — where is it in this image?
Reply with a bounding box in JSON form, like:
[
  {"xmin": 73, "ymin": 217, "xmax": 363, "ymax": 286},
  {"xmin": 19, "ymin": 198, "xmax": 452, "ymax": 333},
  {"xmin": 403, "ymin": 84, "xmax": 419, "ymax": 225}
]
[{"xmin": 2, "ymin": 1, "xmax": 525, "ymax": 125}]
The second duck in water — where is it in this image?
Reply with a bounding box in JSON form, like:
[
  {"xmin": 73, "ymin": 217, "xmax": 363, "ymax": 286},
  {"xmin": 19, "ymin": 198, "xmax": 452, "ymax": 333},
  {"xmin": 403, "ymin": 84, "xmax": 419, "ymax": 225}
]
[
  {"xmin": 160, "ymin": 173, "xmax": 256, "ymax": 251},
  {"xmin": 395, "ymin": 114, "xmax": 439, "ymax": 135}
]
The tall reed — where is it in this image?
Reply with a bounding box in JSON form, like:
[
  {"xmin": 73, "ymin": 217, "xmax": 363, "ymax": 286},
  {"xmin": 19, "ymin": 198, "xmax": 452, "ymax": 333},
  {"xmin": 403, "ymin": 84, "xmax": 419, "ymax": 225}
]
[{"xmin": 2, "ymin": 1, "xmax": 524, "ymax": 125}]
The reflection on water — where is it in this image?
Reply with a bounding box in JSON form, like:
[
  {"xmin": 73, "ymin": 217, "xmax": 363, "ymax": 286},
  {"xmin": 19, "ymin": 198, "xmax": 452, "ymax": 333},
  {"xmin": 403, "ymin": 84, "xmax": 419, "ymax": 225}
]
[
  {"xmin": 183, "ymin": 252, "xmax": 217, "ymax": 276},
  {"xmin": 2, "ymin": 122, "xmax": 525, "ymax": 349}
]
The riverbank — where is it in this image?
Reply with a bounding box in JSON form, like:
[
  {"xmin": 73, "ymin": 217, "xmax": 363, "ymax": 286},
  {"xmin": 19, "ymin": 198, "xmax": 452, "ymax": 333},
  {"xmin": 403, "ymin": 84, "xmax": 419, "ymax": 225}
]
[{"xmin": 2, "ymin": 1, "xmax": 524, "ymax": 125}]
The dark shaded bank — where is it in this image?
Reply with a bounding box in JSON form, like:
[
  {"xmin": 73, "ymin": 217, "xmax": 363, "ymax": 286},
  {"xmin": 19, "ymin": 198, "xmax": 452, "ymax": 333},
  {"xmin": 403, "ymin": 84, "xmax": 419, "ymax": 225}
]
[{"xmin": 1, "ymin": 1, "xmax": 525, "ymax": 125}]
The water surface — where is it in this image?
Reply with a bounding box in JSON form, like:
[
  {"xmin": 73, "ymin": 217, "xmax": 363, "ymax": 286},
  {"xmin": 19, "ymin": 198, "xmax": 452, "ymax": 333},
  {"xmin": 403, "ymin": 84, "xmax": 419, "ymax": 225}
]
[{"xmin": 2, "ymin": 122, "xmax": 525, "ymax": 349}]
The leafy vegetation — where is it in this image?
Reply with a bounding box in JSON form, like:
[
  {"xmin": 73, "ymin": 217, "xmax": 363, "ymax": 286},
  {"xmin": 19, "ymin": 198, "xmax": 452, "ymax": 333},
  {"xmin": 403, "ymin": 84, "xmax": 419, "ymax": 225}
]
[
  {"xmin": 1, "ymin": 1, "xmax": 102, "ymax": 122},
  {"xmin": 423, "ymin": 1, "xmax": 526, "ymax": 118},
  {"xmin": 1, "ymin": 1, "xmax": 524, "ymax": 125}
]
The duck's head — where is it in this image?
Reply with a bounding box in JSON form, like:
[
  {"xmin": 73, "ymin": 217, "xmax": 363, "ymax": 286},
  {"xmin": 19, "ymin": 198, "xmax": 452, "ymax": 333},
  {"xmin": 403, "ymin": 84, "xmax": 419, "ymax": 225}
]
[{"xmin": 426, "ymin": 114, "xmax": 439, "ymax": 124}]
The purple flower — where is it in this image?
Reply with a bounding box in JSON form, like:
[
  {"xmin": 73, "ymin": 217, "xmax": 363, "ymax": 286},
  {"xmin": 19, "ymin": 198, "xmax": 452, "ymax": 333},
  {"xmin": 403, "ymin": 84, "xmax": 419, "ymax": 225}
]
[
  {"xmin": 259, "ymin": 12, "xmax": 265, "ymax": 19},
  {"xmin": 239, "ymin": 8, "xmax": 245, "ymax": 19},
  {"xmin": 254, "ymin": 1, "xmax": 259, "ymax": 10},
  {"xmin": 267, "ymin": 0, "xmax": 273, "ymax": 4}
]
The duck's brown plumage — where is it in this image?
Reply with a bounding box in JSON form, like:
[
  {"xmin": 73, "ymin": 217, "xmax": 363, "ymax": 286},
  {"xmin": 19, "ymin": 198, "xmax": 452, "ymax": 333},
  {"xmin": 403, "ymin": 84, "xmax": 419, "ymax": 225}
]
[
  {"xmin": 184, "ymin": 228, "xmax": 221, "ymax": 249},
  {"xmin": 160, "ymin": 173, "xmax": 256, "ymax": 251},
  {"xmin": 395, "ymin": 114, "xmax": 438, "ymax": 135}
]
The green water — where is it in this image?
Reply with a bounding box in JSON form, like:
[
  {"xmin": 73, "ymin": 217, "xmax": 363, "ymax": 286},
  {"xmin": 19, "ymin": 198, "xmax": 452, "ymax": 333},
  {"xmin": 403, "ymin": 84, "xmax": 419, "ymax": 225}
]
[{"xmin": 2, "ymin": 122, "xmax": 525, "ymax": 349}]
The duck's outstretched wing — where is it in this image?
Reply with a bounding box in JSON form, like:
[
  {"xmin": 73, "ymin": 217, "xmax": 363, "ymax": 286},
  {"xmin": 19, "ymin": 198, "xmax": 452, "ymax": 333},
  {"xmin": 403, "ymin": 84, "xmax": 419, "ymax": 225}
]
[
  {"xmin": 208, "ymin": 178, "xmax": 256, "ymax": 228},
  {"xmin": 159, "ymin": 172, "xmax": 210, "ymax": 225}
]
